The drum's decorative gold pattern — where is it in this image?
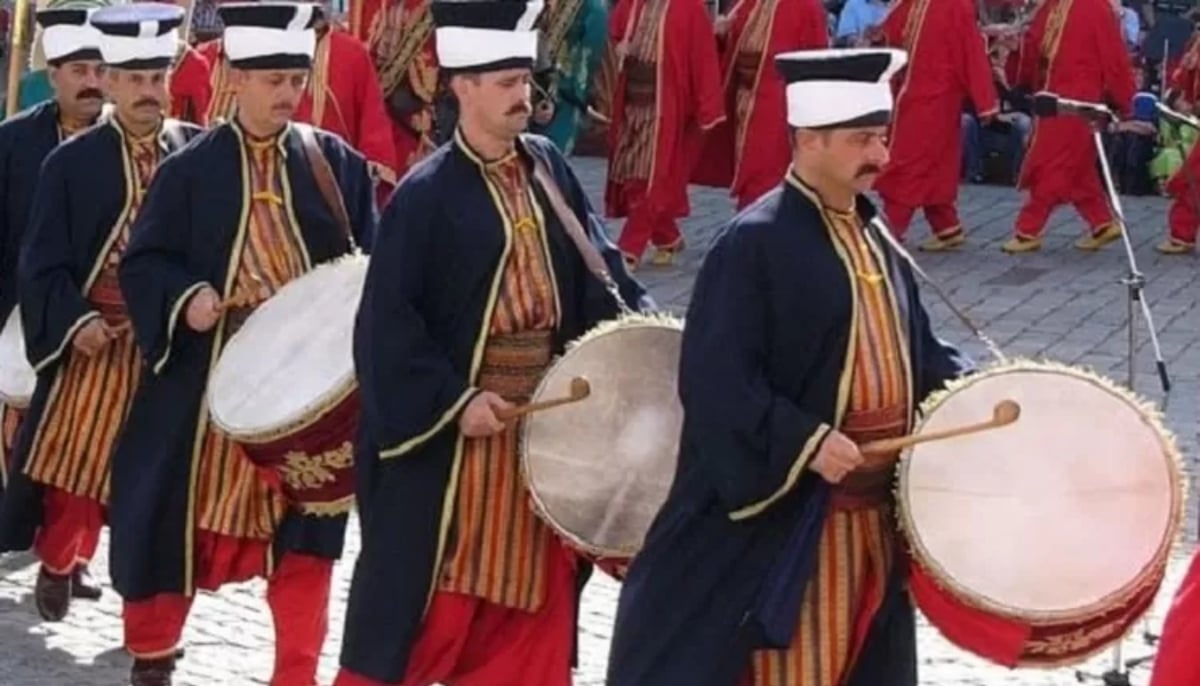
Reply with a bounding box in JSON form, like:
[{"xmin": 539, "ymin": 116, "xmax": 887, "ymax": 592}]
[
  {"xmin": 898, "ymin": 358, "xmax": 1184, "ymax": 668},
  {"xmin": 521, "ymin": 312, "xmax": 684, "ymax": 562},
  {"xmin": 208, "ymin": 254, "xmax": 367, "ymax": 518}
]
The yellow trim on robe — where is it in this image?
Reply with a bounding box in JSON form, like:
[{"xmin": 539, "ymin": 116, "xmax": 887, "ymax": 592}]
[
  {"xmin": 419, "ymin": 128, "xmax": 518, "ymax": 615},
  {"xmin": 153, "ymin": 281, "xmax": 207, "ymax": 375},
  {"xmin": 729, "ymin": 424, "xmax": 832, "ymax": 521}
]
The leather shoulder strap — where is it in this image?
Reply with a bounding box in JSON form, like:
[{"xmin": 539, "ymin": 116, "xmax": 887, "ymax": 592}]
[
  {"xmin": 525, "ymin": 138, "xmax": 631, "ymax": 314},
  {"xmin": 296, "ymin": 123, "xmax": 356, "ymax": 249}
]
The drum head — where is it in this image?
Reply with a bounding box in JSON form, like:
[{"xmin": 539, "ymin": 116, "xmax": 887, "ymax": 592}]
[
  {"xmin": 208, "ymin": 255, "xmax": 368, "ymax": 440},
  {"xmin": 521, "ymin": 315, "xmax": 683, "ymax": 558},
  {"xmin": 0, "ymin": 308, "xmax": 35, "ymax": 408},
  {"xmin": 899, "ymin": 361, "xmax": 1181, "ymax": 622}
]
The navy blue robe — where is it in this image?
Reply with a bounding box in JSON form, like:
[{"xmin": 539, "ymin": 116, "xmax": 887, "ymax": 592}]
[
  {"xmin": 0, "ymin": 117, "xmax": 201, "ymax": 553},
  {"xmin": 0, "ymin": 102, "xmax": 69, "ymax": 325},
  {"xmin": 0, "ymin": 101, "xmax": 71, "ymax": 495},
  {"xmin": 109, "ymin": 120, "xmax": 376, "ymax": 601},
  {"xmin": 605, "ymin": 175, "xmax": 972, "ymax": 686},
  {"xmin": 339, "ymin": 132, "xmax": 649, "ymax": 683}
]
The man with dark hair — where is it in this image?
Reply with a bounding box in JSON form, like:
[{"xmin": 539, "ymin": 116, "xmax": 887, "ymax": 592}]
[
  {"xmin": 0, "ymin": 2, "xmax": 110, "ymax": 608},
  {"xmin": 0, "ymin": 1, "xmax": 202, "ymax": 625},
  {"xmin": 109, "ymin": 3, "xmax": 375, "ymax": 684},
  {"xmin": 335, "ymin": 1, "xmax": 646, "ymax": 684},
  {"xmin": 606, "ymin": 47, "xmax": 970, "ymax": 686}
]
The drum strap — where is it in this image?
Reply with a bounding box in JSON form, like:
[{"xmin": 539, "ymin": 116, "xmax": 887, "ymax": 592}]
[
  {"xmin": 869, "ymin": 217, "xmax": 1007, "ymax": 362},
  {"xmin": 297, "ymin": 124, "xmax": 358, "ymax": 252},
  {"xmin": 527, "ymin": 143, "xmax": 634, "ymax": 315}
]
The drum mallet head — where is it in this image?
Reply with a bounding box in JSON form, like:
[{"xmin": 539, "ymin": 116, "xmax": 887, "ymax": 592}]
[
  {"xmin": 498, "ymin": 376, "xmax": 592, "ymax": 421},
  {"xmin": 993, "ymin": 399, "xmax": 1021, "ymax": 424},
  {"xmin": 568, "ymin": 376, "xmax": 591, "ymax": 399}
]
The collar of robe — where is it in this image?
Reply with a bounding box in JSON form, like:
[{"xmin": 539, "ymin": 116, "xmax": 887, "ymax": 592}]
[{"xmin": 230, "ymin": 116, "xmax": 291, "ymax": 157}]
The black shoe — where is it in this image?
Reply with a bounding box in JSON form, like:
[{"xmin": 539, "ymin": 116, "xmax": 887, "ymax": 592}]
[
  {"xmin": 34, "ymin": 566, "xmax": 71, "ymax": 622},
  {"xmin": 130, "ymin": 656, "xmax": 176, "ymax": 686},
  {"xmin": 71, "ymin": 564, "xmax": 103, "ymax": 600}
]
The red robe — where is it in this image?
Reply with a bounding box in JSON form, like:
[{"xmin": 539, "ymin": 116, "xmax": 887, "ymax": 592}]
[
  {"xmin": 872, "ymin": 0, "xmax": 997, "ymax": 238},
  {"xmin": 296, "ymin": 28, "xmax": 400, "ymax": 195},
  {"xmin": 605, "ymin": 0, "xmax": 725, "ymax": 222},
  {"xmin": 1147, "ymin": 549, "xmax": 1200, "ymax": 686},
  {"xmin": 196, "ymin": 32, "xmax": 400, "ymax": 199},
  {"xmin": 196, "ymin": 39, "xmax": 235, "ymax": 124},
  {"xmin": 691, "ymin": 0, "xmax": 828, "ymax": 209},
  {"xmin": 359, "ymin": 0, "xmax": 439, "ymax": 177},
  {"xmin": 1163, "ymin": 38, "xmax": 1200, "ymax": 245},
  {"xmin": 1012, "ymin": 0, "xmax": 1134, "ymax": 236},
  {"xmin": 170, "ymin": 46, "xmax": 213, "ymax": 126}
]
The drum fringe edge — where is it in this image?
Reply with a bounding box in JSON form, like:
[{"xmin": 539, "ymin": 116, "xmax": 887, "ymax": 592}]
[
  {"xmin": 562, "ymin": 311, "xmax": 684, "ymax": 354},
  {"xmin": 893, "ymin": 356, "xmax": 1189, "ymax": 645}
]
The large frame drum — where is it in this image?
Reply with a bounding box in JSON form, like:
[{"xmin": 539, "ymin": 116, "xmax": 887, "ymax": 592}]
[
  {"xmin": 521, "ymin": 314, "xmax": 684, "ymax": 572},
  {"xmin": 207, "ymin": 255, "xmax": 367, "ymax": 516},
  {"xmin": 898, "ymin": 360, "xmax": 1183, "ymax": 667}
]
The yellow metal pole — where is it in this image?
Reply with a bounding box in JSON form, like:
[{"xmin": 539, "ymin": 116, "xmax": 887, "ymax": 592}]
[{"xmin": 6, "ymin": 0, "xmax": 33, "ymax": 118}]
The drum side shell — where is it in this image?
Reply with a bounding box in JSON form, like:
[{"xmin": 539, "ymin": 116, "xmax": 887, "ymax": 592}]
[
  {"xmin": 0, "ymin": 307, "xmax": 36, "ymax": 409},
  {"xmin": 207, "ymin": 255, "xmax": 366, "ymax": 443},
  {"xmin": 520, "ymin": 315, "xmax": 684, "ymax": 560},
  {"xmin": 897, "ymin": 361, "xmax": 1184, "ymax": 625}
]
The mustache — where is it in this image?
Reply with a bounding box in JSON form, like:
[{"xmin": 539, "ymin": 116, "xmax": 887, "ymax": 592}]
[
  {"xmin": 76, "ymin": 88, "xmax": 104, "ymax": 101},
  {"xmin": 506, "ymin": 102, "xmax": 532, "ymax": 116},
  {"xmin": 134, "ymin": 98, "xmax": 161, "ymax": 109},
  {"xmin": 856, "ymin": 164, "xmax": 882, "ymax": 177}
]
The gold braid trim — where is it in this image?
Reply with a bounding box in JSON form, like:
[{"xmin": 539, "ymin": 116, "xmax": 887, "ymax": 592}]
[
  {"xmin": 371, "ymin": 4, "xmax": 435, "ymax": 98},
  {"xmin": 542, "ymin": 0, "xmax": 586, "ymax": 72},
  {"xmin": 1039, "ymin": 0, "xmax": 1072, "ymax": 86},
  {"xmin": 900, "ymin": 0, "xmax": 929, "ymax": 54}
]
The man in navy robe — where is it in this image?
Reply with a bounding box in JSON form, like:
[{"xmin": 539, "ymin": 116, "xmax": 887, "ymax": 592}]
[
  {"xmin": 606, "ymin": 48, "xmax": 972, "ymax": 686},
  {"xmin": 0, "ymin": 3, "xmax": 116, "ymax": 610},
  {"xmin": 0, "ymin": 5, "xmax": 107, "ymax": 566},
  {"xmin": 334, "ymin": 2, "xmax": 646, "ymax": 684},
  {"xmin": 109, "ymin": 2, "xmax": 375, "ymax": 685},
  {"xmin": 0, "ymin": 0, "xmax": 201, "ymax": 626}
]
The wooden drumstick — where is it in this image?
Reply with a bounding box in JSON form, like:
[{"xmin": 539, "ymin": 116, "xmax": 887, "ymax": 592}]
[
  {"xmin": 859, "ymin": 400, "xmax": 1021, "ymax": 457},
  {"xmin": 497, "ymin": 377, "xmax": 591, "ymax": 422}
]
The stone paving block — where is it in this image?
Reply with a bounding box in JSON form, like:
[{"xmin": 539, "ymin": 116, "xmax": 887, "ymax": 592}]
[{"xmin": 0, "ymin": 162, "xmax": 1196, "ymax": 684}]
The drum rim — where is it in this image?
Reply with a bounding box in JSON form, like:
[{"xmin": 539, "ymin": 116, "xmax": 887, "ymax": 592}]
[
  {"xmin": 206, "ymin": 255, "xmax": 366, "ymax": 442},
  {"xmin": 209, "ymin": 372, "xmax": 357, "ymax": 443},
  {"xmin": 0, "ymin": 307, "xmax": 35, "ymax": 408},
  {"xmin": 896, "ymin": 359, "xmax": 1185, "ymax": 624},
  {"xmin": 519, "ymin": 312, "xmax": 684, "ymax": 560}
]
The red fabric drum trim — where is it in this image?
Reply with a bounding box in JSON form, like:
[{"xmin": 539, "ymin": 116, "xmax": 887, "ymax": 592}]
[
  {"xmin": 910, "ymin": 560, "xmax": 1164, "ymax": 668},
  {"xmin": 238, "ymin": 390, "xmax": 360, "ymax": 516}
]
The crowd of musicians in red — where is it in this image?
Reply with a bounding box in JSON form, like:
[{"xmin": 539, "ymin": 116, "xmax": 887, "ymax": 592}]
[
  {"xmin": 1, "ymin": 0, "xmax": 1200, "ymax": 685},
  {"xmin": 116, "ymin": 0, "xmax": 1200, "ymax": 258}
]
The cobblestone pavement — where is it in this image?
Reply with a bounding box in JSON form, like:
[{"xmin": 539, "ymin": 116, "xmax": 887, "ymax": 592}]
[{"xmin": 1, "ymin": 158, "xmax": 1197, "ymax": 685}]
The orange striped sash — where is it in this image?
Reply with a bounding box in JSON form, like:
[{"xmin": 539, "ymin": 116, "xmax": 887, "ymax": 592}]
[
  {"xmin": 439, "ymin": 153, "xmax": 560, "ymax": 611},
  {"xmin": 748, "ymin": 211, "xmax": 910, "ymax": 686},
  {"xmin": 195, "ymin": 137, "xmax": 300, "ymax": 540},
  {"xmin": 24, "ymin": 134, "xmax": 160, "ymax": 504}
]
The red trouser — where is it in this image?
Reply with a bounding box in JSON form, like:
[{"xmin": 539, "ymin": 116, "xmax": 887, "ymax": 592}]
[
  {"xmin": 1014, "ymin": 190, "xmax": 1113, "ymax": 240},
  {"xmin": 34, "ymin": 488, "xmax": 104, "ymax": 574},
  {"xmin": 881, "ymin": 201, "xmax": 963, "ymax": 240},
  {"xmin": 333, "ymin": 542, "xmax": 577, "ymax": 686},
  {"xmin": 1167, "ymin": 194, "xmax": 1200, "ymax": 245},
  {"xmin": 123, "ymin": 551, "xmax": 334, "ymax": 686},
  {"xmin": 616, "ymin": 187, "xmax": 683, "ymax": 260}
]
